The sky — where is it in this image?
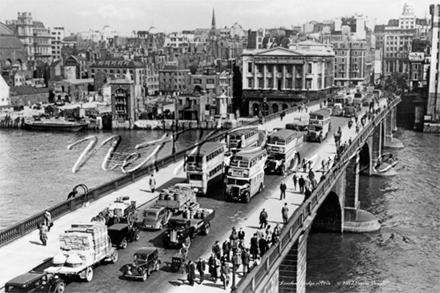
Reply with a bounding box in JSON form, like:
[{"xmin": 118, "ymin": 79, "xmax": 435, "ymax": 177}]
[{"xmin": 0, "ymin": 0, "xmax": 434, "ymax": 36}]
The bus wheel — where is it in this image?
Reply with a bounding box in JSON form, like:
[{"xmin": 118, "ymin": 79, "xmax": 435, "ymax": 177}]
[
  {"xmin": 242, "ymin": 192, "xmax": 250, "ymax": 203},
  {"xmin": 258, "ymin": 184, "xmax": 263, "ymax": 193}
]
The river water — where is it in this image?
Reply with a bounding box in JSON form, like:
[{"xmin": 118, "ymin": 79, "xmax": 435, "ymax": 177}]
[
  {"xmin": 0, "ymin": 128, "xmax": 209, "ymax": 229},
  {"xmin": 307, "ymin": 129, "xmax": 440, "ymax": 292}
]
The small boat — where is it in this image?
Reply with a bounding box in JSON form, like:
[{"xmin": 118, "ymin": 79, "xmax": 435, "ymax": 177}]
[
  {"xmin": 374, "ymin": 153, "xmax": 398, "ymax": 173},
  {"xmin": 380, "ymin": 153, "xmax": 398, "ymax": 168},
  {"xmin": 24, "ymin": 118, "xmax": 89, "ymax": 132}
]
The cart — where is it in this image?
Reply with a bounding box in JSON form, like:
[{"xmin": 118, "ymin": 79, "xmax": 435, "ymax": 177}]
[{"xmin": 171, "ymin": 253, "xmax": 187, "ymax": 273}]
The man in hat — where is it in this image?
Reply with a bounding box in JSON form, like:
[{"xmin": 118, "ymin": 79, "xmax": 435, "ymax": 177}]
[
  {"xmin": 44, "ymin": 210, "xmax": 52, "ymax": 232},
  {"xmin": 149, "ymin": 174, "xmax": 156, "ymax": 193},
  {"xmin": 39, "ymin": 222, "xmax": 48, "ymax": 246},
  {"xmin": 196, "ymin": 257, "xmax": 206, "ymax": 284}
]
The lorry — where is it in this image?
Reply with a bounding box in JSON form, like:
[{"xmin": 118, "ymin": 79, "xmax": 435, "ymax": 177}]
[
  {"xmin": 107, "ymin": 223, "xmax": 140, "ymax": 249},
  {"xmin": 136, "ymin": 183, "xmax": 210, "ymax": 234},
  {"xmin": 44, "ymin": 222, "xmax": 118, "ymax": 282},
  {"xmin": 92, "ymin": 196, "xmax": 137, "ymax": 227},
  {"xmin": 332, "ymin": 103, "xmax": 344, "ymax": 116},
  {"xmin": 352, "ymin": 93, "xmax": 363, "ymax": 112},
  {"xmin": 162, "ymin": 208, "xmax": 215, "ymax": 248},
  {"xmin": 343, "ymin": 105, "xmax": 356, "ymax": 118}
]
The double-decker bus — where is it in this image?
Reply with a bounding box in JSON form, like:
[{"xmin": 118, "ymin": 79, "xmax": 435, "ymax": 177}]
[
  {"xmin": 265, "ymin": 129, "xmax": 301, "ymax": 174},
  {"xmin": 225, "ymin": 148, "xmax": 267, "ymax": 203},
  {"xmin": 306, "ymin": 109, "xmax": 332, "ymax": 143},
  {"xmin": 226, "ymin": 127, "xmax": 259, "ymax": 153},
  {"xmin": 185, "ymin": 142, "xmax": 225, "ymax": 196}
]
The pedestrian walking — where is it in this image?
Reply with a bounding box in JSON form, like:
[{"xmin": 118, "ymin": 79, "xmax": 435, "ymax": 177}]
[
  {"xmin": 44, "ymin": 210, "xmax": 52, "ymax": 232},
  {"xmin": 196, "ymin": 257, "xmax": 206, "ymax": 284},
  {"xmin": 280, "ymin": 160, "xmax": 286, "ymax": 176},
  {"xmin": 279, "ymin": 182, "xmax": 287, "ymax": 200},
  {"xmin": 238, "ymin": 227, "xmax": 245, "ymax": 248},
  {"xmin": 272, "ymin": 225, "xmax": 281, "ymax": 245},
  {"xmin": 220, "ymin": 260, "xmax": 230, "ymax": 290},
  {"xmin": 250, "ymin": 233, "xmax": 259, "ymax": 260},
  {"xmin": 258, "ymin": 237, "xmax": 268, "ymax": 257},
  {"xmin": 281, "ymin": 203, "xmax": 289, "ymax": 224},
  {"xmin": 186, "ymin": 260, "xmax": 196, "ymax": 286},
  {"xmin": 149, "ymin": 174, "xmax": 156, "ymax": 193},
  {"xmin": 241, "ymin": 248, "xmax": 251, "ymax": 275},
  {"xmin": 39, "ymin": 222, "xmax": 48, "ymax": 246},
  {"xmin": 232, "ymin": 248, "xmax": 242, "ymax": 271},
  {"xmin": 298, "ymin": 175, "xmax": 305, "ymax": 193},
  {"xmin": 212, "ymin": 240, "xmax": 221, "ymax": 260},
  {"xmin": 265, "ymin": 225, "xmax": 272, "ymax": 242},
  {"xmin": 259, "ymin": 209, "xmax": 268, "ymax": 229},
  {"xmin": 222, "ymin": 239, "xmax": 231, "ymax": 262},
  {"xmin": 215, "ymin": 258, "xmax": 221, "ymax": 284},
  {"xmin": 208, "ymin": 254, "xmax": 216, "ymax": 282},
  {"xmin": 229, "ymin": 227, "xmax": 239, "ymax": 249},
  {"xmin": 304, "ymin": 187, "xmax": 312, "ymax": 202},
  {"xmin": 302, "ymin": 158, "xmax": 307, "ymax": 172},
  {"xmin": 308, "ymin": 168, "xmax": 315, "ymax": 181},
  {"xmin": 292, "ymin": 173, "xmax": 297, "ymax": 190}
]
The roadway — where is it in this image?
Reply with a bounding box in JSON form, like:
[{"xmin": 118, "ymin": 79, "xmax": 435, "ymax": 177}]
[
  {"xmin": 1, "ymin": 99, "xmax": 384, "ymax": 293},
  {"xmin": 56, "ymin": 115, "xmax": 352, "ymax": 293}
]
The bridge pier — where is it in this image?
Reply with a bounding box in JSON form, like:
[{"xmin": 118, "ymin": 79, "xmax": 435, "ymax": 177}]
[
  {"xmin": 383, "ymin": 108, "xmax": 404, "ymax": 149},
  {"xmin": 344, "ymin": 153, "xmax": 380, "ymax": 232},
  {"xmin": 279, "ymin": 227, "xmax": 310, "ymax": 293}
]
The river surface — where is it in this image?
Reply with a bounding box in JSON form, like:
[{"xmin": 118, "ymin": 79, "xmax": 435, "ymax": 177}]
[
  {"xmin": 0, "ymin": 128, "xmax": 209, "ymax": 229},
  {"xmin": 307, "ymin": 129, "xmax": 440, "ymax": 293}
]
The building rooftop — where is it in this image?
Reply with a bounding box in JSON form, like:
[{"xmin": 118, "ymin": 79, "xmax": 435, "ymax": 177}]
[{"xmin": 90, "ymin": 60, "xmax": 146, "ymax": 68}]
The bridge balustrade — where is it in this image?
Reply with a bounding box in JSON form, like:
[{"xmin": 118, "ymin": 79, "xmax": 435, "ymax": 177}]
[
  {"xmin": 235, "ymin": 96, "xmax": 401, "ymax": 293},
  {"xmin": 0, "ymin": 99, "xmax": 324, "ymax": 247}
]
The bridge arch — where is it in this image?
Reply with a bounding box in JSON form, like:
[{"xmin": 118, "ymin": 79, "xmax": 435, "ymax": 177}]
[
  {"xmin": 311, "ymin": 191, "xmax": 342, "ymax": 233},
  {"xmin": 359, "ymin": 142, "xmax": 371, "ymax": 174}
]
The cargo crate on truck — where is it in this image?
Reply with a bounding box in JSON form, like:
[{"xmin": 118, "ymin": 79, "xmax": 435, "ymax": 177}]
[{"xmin": 44, "ymin": 222, "xmax": 118, "ymax": 282}]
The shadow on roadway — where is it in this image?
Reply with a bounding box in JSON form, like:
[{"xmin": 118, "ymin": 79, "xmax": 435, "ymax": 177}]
[{"xmin": 29, "ymin": 240, "xmax": 44, "ymax": 246}]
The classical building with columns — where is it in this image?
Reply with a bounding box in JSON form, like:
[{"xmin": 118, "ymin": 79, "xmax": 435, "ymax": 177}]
[{"xmin": 241, "ymin": 40, "xmax": 335, "ymax": 117}]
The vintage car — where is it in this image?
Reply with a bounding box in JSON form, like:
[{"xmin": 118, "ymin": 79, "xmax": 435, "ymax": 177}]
[
  {"xmin": 4, "ymin": 272, "xmax": 65, "ymax": 293},
  {"xmin": 107, "ymin": 223, "xmax": 140, "ymax": 249},
  {"xmin": 136, "ymin": 205, "xmax": 171, "ymax": 230},
  {"xmin": 123, "ymin": 248, "xmax": 161, "ymax": 281}
]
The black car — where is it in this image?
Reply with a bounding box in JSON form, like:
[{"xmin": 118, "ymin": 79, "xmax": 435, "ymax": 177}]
[
  {"xmin": 108, "ymin": 223, "xmax": 140, "ymax": 249},
  {"xmin": 123, "ymin": 248, "xmax": 161, "ymax": 281},
  {"xmin": 5, "ymin": 272, "xmax": 65, "ymax": 293}
]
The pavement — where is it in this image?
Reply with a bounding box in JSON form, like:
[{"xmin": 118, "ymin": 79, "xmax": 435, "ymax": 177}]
[{"xmin": 0, "ymin": 99, "xmax": 388, "ymax": 292}]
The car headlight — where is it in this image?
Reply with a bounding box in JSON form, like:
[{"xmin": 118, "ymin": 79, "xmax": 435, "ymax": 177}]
[{"xmin": 193, "ymin": 188, "xmax": 199, "ymax": 193}]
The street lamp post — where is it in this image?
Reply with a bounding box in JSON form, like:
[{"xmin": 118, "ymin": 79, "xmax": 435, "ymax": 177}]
[{"xmin": 231, "ymin": 258, "xmax": 237, "ymax": 293}]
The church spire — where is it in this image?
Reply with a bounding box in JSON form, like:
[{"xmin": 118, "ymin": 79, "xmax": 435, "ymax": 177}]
[{"xmin": 211, "ymin": 9, "xmax": 216, "ymax": 30}]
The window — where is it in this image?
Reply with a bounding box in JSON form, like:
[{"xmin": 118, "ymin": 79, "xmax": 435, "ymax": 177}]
[
  {"xmin": 307, "ymin": 63, "xmax": 312, "ymax": 74},
  {"xmin": 248, "ymin": 62, "xmax": 253, "ymax": 73},
  {"xmin": 248, "ymin": 78, "xmax": 253, "ymax": 88}
]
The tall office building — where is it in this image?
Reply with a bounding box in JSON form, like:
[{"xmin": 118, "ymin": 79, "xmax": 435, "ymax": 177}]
[{"xmin": 426, "ymin": 4, "xmax": 440, "ymax": 122}]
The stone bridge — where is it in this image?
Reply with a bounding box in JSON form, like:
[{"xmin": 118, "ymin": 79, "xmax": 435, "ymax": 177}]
[{"xmin": 234, "ymin": 96, "xmax": 402, "ymax": 293}]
